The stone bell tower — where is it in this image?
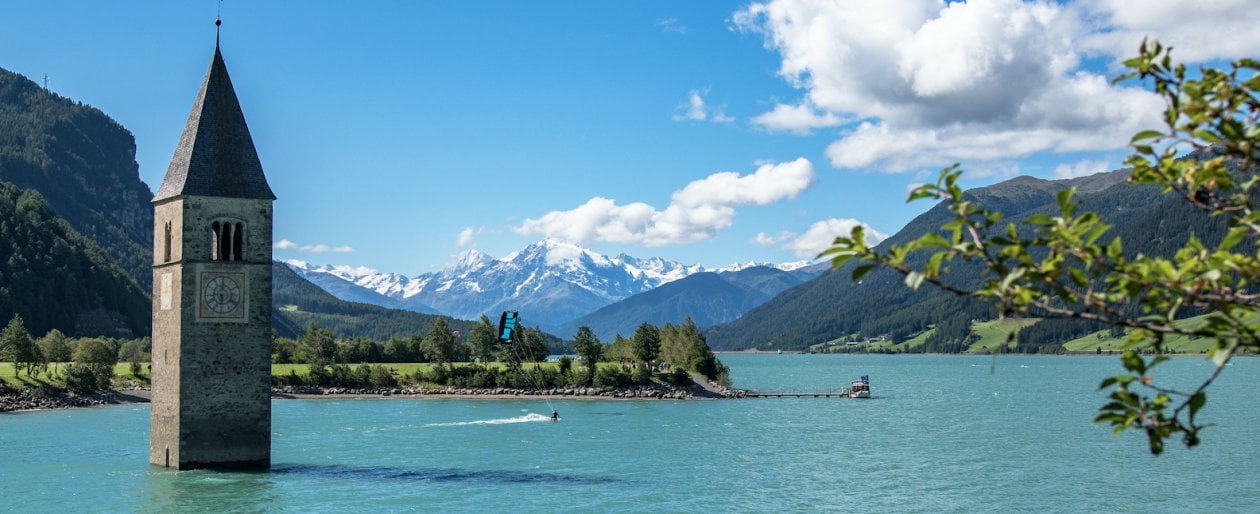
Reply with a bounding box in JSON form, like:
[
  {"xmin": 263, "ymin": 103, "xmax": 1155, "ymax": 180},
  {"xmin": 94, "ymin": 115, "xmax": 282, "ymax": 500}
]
[{"xmin": 150, "ymin": 38, "xmax": 276, "ymax": 469}]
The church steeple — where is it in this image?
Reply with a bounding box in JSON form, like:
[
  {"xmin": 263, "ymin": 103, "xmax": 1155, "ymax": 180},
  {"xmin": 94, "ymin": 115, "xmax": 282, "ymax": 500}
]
[
  {"xmin": 154, "ymin": 46, "xmax": 276, "ymax": 202},
  {"xmin": 150, "ymin": 34, "xmax": 276, "ymax": 470}
]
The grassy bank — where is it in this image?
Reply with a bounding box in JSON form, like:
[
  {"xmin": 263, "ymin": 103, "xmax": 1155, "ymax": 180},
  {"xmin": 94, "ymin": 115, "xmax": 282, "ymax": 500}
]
[{"xmin": 1, "ymin": 361, "xmax": 631, "ymax": 389}]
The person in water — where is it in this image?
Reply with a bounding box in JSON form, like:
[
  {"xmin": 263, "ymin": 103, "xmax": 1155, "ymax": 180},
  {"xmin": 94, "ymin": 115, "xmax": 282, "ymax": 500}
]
[{"xmin": 551, "ymin": 409, "xmax": 559, "ymax": 421}]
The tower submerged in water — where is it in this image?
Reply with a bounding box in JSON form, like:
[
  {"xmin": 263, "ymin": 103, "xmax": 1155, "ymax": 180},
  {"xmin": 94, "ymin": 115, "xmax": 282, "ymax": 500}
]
[{"xmin": 149, "ymin": 35, "xmax": 276, "ymax": 470}]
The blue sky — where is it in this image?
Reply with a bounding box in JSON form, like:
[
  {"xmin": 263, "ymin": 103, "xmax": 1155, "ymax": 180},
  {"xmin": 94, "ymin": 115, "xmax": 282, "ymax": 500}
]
[{"xmin": 2, "ymin": 1, "xmax": 1256, "ymax": 275}]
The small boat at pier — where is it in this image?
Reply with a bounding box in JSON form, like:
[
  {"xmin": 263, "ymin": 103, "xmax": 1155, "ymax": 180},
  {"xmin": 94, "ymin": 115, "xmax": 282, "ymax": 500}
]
[{"xmin": 848, "ymin": 375, "xmax": 870, "ymax": 398}]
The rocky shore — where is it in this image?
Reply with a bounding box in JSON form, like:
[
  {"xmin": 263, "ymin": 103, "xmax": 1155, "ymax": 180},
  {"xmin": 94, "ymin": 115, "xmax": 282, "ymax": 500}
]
[
  {"xmin": 273, "ymin": 382, "xmax": 727, "ymax": 400},
  {"xmin": 2, "ymin": 379, "xmax": 746, "ymax": 413},
  {"xmin": 0, "ymin": 388, "xmax": 151, "ymax": 413}
]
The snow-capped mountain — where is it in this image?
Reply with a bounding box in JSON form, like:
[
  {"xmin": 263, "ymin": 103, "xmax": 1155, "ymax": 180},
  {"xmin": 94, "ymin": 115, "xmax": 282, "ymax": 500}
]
[{"xmin": 286, "ymin": 239, "xmax": 819, "ymax": 329}]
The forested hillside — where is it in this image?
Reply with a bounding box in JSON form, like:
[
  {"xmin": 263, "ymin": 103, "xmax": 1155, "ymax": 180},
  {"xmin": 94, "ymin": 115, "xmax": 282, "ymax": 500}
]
[
  {"xmin": 272, "ymin": 261, "xmax": 476, "ymax": 341},
  {"xmin": 0, "ymin": 181, "xmax": 149, "ymax": 337},
  {"xmin": 560, "ymin": 266, "xmax": 814, "ymax": 341},
  {"xmin": 705, "ymin": 167, "xmax": 1231, "ymax": 352},
  {"xmin": 0, "ymin": 67, "xmax": 154, "ymax": 289}
]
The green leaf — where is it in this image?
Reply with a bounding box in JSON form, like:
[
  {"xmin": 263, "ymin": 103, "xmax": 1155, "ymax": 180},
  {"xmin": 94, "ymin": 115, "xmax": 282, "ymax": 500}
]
[
  {"xmin": 1130, "ymin": 130, "xmax": 1164, "ymax": 143},
  {"xmin": 851, "ymin": 264, "xmax": 875, "ymax": 282},
  {"xmin": 1189, "ymin": 392, "xmax": 1206, "ymax": 417},
  {"xmin": 1220, "ymin": 226, "xmax": 1247, "ymax": 251}
]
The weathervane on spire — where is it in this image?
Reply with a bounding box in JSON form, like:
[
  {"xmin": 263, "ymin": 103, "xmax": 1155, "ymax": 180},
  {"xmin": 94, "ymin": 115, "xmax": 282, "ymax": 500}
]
[{"xmin": 215, "ymin": 0, "xmax": 223, "ymax": 46}]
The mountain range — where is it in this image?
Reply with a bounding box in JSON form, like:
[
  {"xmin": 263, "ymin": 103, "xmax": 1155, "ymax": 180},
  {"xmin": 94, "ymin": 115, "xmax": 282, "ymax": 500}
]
[
  {"xmin": 0, "ymin": 63, "xmax": 1221, "ymax": 353},
  {"xmin": 703, "ymin": 165, "xmax": 1227, "ymax": 351},
  {"xmin": 286, "ymin": 238, "xmax": 818, "ymax": 333}
]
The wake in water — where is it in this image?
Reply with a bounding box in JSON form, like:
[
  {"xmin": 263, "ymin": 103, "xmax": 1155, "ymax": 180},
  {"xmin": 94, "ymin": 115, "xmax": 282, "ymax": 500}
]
[{"xmin": 425, "ymin": 413, "xmax": 552, "ymax": 427}]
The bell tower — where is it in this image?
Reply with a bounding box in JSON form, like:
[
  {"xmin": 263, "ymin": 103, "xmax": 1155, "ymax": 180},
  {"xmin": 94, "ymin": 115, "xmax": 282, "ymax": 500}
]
[{"xmin": 150, "ymin": 37, "xmax": 276, "ymax": 469}]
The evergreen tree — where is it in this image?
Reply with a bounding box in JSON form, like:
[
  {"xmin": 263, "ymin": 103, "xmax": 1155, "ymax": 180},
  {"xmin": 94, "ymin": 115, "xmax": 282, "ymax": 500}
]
[
  {"xmin": 632, "ymin": 322, "xmax": 661, "ymax": 368},
  {"xmin": 2, "ymin": 314, "xmax": 38, "ymax": 376},
  {"xmin": 297, "ymin": 323, "xmax": 337, "ymax": 365}
]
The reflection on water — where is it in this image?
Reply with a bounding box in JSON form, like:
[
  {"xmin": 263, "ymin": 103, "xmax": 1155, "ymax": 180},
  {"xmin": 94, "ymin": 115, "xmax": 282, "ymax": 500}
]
[
  {"xmin": 145, "ymin": 467, "xmax": 278, "ymax": 513},
  {"xmin": 272, "ymin": 463, "xmax": 616, "ymax": 485}
]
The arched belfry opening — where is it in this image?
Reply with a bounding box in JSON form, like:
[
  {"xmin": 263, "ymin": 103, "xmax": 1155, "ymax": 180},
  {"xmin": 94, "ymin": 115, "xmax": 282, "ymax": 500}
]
[
  {"xmin": 211, "ymin": 220, "xmax": 246, "ymax": 261},
  {"xmin": 163, "ymin": 221, "xmax": 172, "ymax": 262}
]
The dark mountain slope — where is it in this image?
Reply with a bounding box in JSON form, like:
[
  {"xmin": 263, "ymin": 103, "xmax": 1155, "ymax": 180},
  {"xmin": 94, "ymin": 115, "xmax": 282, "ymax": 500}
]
[
  {"xmin": 0, "ymin": 181, "xmax": 149, "ymax": 337},
  {"xmin": 0, "ymin": 67, "xmax": 155, "ymax": 289},
  {"xmin": 560, "ymin": 266, "xmax": 814, "ymax": 341},
  {"xmin": 703, "ymin": 170, "xmax": 1172, "ymax": 351}
]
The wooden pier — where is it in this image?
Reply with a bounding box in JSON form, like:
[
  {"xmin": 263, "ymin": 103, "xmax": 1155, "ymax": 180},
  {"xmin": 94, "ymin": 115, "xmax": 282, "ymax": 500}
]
[{"xmin": 745, "ymin": 388, "xmax": 856, "ymax": 398}]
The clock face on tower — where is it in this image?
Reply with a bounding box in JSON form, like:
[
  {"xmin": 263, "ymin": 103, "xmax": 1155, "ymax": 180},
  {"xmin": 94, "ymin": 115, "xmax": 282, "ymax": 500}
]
[
  {"xmin": 204, "ymin": 276, "xmax": 241, "ymax": 313},
  {"xmin": 198, "ymin": 271, "xmax": 247, "ymax": 321}
]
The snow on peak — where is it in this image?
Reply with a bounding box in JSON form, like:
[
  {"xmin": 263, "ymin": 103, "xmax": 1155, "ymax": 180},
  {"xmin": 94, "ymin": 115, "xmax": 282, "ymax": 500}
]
[
  {"xmin": 776, "ymin": 260, "xmax": 815, "ymax": 272},
  {"xmin": 715, "ymin": 261, "xmax": 772, "ymax": 273},
  {"xmin": 289, "ymin": 238, "xmax": 820, "ymax": 326}
]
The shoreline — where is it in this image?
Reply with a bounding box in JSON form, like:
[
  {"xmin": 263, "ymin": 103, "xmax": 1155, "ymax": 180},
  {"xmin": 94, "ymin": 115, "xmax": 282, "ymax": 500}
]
[{"xmin": 2, "ymin": 381, "xmax": 737, "ymax": 413}]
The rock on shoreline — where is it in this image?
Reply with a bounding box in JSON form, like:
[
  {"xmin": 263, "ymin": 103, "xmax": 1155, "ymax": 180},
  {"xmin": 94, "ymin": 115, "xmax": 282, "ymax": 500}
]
[
  {"xmin": 2, "ymin": 381, "xmax": 746, "ymax": 412},
  {"xmin": 273, "ymin": 384, "xmax": 708, "ymax": 400},
  {"xmin": 0, "ymin": 388, "xmax": 149, "ymax": 413}
]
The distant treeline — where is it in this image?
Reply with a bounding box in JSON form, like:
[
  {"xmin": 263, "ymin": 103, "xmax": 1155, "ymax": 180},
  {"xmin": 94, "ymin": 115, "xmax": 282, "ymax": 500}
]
[{"xmin": 273, "ymin": 316, "xmax": 730, "ymax": 390}]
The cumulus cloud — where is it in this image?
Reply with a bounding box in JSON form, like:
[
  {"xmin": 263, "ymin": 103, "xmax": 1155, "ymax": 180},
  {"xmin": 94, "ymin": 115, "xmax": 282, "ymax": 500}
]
[
  {"xmin": 673, "ymin": 88, "xmax": 734, "ymax": 123},
  {"xmin": 1053, "ymin": 159, "xmax": 1111, "ymax": 179},
  {"xmin": 1078, "ymin": 0, "xmax": 1260, "ymax": 63},
  {"xmin": 759, "ymin": 218, "xmax": 889, "ymax": 259},
  {"xmin": 456, "ymin": 227, "xmax": 478, "ymax": 247},
  {"xmin": 517, "ymin": 158, "xmax": 815, "ymax": 246},
  {"xmin": 275, "ymin": 239, "xmax": 298, "ymax": 250},
  {"xmin": 733, "ymin": 0, "xmax": 1201, "ymax": 172},
  {"xmin": 752, "ymin": 101, "xmax": 842, "ymax": 134}
]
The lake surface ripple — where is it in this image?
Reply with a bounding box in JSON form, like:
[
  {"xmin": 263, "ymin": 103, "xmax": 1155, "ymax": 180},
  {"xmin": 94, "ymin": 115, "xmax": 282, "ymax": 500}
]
[{"xmin": 1, "ymin": 354, "xmax": 1256, "ymax": 512}]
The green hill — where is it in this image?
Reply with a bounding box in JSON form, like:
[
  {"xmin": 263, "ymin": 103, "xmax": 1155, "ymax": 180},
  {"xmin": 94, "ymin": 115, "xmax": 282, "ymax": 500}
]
[
  {"xmin": 706, "ymin": 161, "xmax": 1231, "ymax": 352},
  {"xmin": 0, "ymin": 180, "xmax": 149, "ymax": 337},
  {"xmin": 0, "ymin": 66, "xmax": 155, "ymax": 290}
]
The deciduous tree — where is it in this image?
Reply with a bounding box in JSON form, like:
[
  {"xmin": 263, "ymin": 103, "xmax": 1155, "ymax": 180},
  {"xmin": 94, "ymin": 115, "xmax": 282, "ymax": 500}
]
[
  {"xmin": 572, "ymin": 326, "xmax": 603, "ymax": 385},
  {"xmin": 421, "ymin": 317, "xmax": 460, "ymax": 368},
  {"xmin": 468, "ymin": 315, "xmax": 498, "ymax": 365}
]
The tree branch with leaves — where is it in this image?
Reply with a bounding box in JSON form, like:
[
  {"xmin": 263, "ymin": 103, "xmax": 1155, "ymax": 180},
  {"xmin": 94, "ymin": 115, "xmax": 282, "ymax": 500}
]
[{"xmin": 823, "ymin": 41, "xmax": 1259, "ymax": 454}]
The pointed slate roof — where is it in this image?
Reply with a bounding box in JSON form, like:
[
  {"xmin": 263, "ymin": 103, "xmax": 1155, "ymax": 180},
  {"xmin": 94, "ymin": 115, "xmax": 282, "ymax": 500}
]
[{"xmin": 154, "ymin": 45, "xmax": 276, "ymax": 202}]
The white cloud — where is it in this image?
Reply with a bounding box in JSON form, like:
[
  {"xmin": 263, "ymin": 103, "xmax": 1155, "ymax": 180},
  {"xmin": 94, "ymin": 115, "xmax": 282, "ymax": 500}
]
[
  {"xmin": 1078, "ymin": 0, "xmax": 1260, "ymax": 63},
  {"xmin": 456, "ymin": 227, "xmax": 478, "ymax": 247},
  {"xmin": 1053, "ymin": 159, "xmax": 1110, "ymax": 179},
  {"xmin": 764, "ymin": 218, "xmax": 889, "ymax": 260},
  {"xmin": 656, "ymin": 17, "xmax": 689, "ymax": 35},
  {"xmin": 517, "ymin": 158, "xmax": 815, "ymax": 246},
  {"xmin": 673, "ymin": 88, "xmax": 734, "ymax": 123},
  {"xmin": 734, "ymin": 0, "xmax": 1194, "ymax": 172},
  {"xmin": 752, "ymin": 102, "xmax": 842, "ymax": 134},
  {"xmin": 753, "ymin": 231, "xmax": 790, "ymax": 246},
  {"xmin": 281, "ymin": 241, "xmax": 356, "ymax": 253}
]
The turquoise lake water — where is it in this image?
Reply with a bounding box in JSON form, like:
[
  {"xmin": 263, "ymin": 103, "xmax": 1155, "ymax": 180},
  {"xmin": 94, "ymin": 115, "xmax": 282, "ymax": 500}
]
[{"xmin": 1, "ymin": 354, "xmax": 1257, "ymax": 512}]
